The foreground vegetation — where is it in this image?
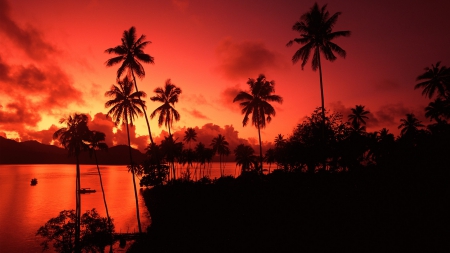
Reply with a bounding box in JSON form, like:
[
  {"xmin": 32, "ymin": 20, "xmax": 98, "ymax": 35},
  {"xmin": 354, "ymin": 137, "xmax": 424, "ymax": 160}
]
[{"xmin": 129, "ymin": 165, "xmax": 448, "ymax": 252}]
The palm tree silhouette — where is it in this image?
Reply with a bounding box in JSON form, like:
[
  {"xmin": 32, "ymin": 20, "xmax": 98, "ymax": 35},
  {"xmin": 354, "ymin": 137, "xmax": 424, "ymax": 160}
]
[
  {"xmin": 415, "ymin": 62, "xmax": 450, "ymax": 99},
  {"xmin": 53, "ymin": 113, "xmax": 90, "ymax": 253},
  {"xmin": 210, "ymin": 134, "xmax": 230, "ymax": 177},
  {"xmin": 287, "ymin": 3, "xmax": 350, "ymax": 124},
  {"xmin": 183, "ymin": 127, "xmax": 197, "ymax": 148},
  {"xmin": 160, "ymin": 134, "xmax": 183, "ymax": 180},
  {"xmin": 425, "ymin": 98, "xmax": 449, "ymax": 123},
  {"xmin": 105, "ymin": 26, "xmax": 155, "ymax": 144},
  {"xmin": 274, "ymin": 134, "xmax": 286, "ymax": 148},
  {"xmin": 233, "ymin": 74, "xmax": 283, "ymax": 173},
  {"xmin": 234, "ymin": 144, "xmax": 258, "ymax": 175},
  {"xmin": 86, "ymin": 130, "xmax": 113, "ymax": 252},
  {"xmin": 398, "ymin": 113, "xmax": 425, "ymax": 137},
  {"xmin": 348, "ymin": 105, "xmax": 370, "ymax": 127},
  {"xmin": 150, "ymin": 79, "xmax": 182, "ymax": 135},
  {"xmin": 105, "ymin": 76, "xmax": 145, "ymax": 234}
]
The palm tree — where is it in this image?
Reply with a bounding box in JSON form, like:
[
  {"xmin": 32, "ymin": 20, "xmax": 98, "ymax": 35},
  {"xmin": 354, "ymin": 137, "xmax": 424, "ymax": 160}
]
[
  {"xmin": 150, "ymin": 79, "xmax": 182, "ymax": 135},
  {"xmin": 183, "ymin": 127, "xmax": 197, "ymax": 148},
  {"xmin": 415, "ymin": 62, "xmax": 450, "ymax": 99},
  {"xmin": 348, "ymin": 105, "xmax": 370, "ymax": 128},
  {"xmin": 53, "ymin": 113, "xmax": 90, "ymax": 253},
  {"xmin": 105, "ymin": 26, "xmax": 155, "ymax": 143},
  {"xmin": 274, "ymin": 134, "xmax": 286, "ymax": 148},
  {"xmin": 287, "ymin": 3, "xmax": 350, "ymax": 124},
  {"xmin": 160, "ymin": 134, "xmax": 183, "ymax": 180},
  {"xmin": 210, "ymin": 134, "xmax": 230, "ymax": 177},
  {"xmin": 86, "ymin": 130, "xmax": 113, "ymax": 252},
  {"xmin": 105, "ymin": 76, "xmax": 145, "ymax": 234},
  {"xmin": 234, "ymin": 144, "xmax": 258, "ymax": 175},
  {"xmin": 425, "ymin": 98, "xmax": 449, "ymax": 123},
  {"xmin": 195, "ymin": 142, "xmax": 206, "ymax": 177},
  {"xmin": 233, "ymin": 74, "xmax": 283, "ymax": 173},
  {"xmin": 398, "ymin": 113, "xmax": 425, "ymax": 137}
]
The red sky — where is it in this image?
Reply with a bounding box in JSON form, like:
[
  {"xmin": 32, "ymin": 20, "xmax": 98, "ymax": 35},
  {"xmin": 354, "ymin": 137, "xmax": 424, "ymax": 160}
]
[{"xmin": 0, "ymin": 0, "xmax": 449, "ymax": 152}]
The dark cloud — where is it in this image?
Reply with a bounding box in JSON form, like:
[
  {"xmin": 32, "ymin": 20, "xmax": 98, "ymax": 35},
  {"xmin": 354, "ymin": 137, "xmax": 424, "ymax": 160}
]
[
  {"xmin": 374, "ymin": 79, "xmax": 401, "ymax": 92},
  {"xmin": 0, "ymin": 0, "xmax": 57, "ymax": 61},
  {"xmin": 215, "ymin": 38, "xmax": 286, "ymax": 80},
  {"xmin": 20, "ymin": 125, "xmax": 59, "ymax": 144},
  {"xmin": 220, "ymin": 83, "xmax": 242, "ymax": 111},
  {"xmin": 0, "ymin": 57, "xmax": 83, "ymax": 113},
  {"xmin": 0, "ymin": 98, "xmax": 42, "ymax": 129},
  {"xmin": 183, "ymin": 108, "xmax": 209, "ymax": 120}
]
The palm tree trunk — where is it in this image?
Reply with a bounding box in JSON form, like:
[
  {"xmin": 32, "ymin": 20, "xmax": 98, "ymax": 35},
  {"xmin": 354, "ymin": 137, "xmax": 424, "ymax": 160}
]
[
  {"xmin": 316, "ymin": 47, "xmax": 325, "ymax": 125},
  {"xmin": 316, "ymin": 47, "xmax": 327, "ymax": 171},
  {"xmin": 94, "ymin": 151, "xmax": 113, "ymax": 252},
  {"xmin": 126, "ymin": 122, "xmax": 142, "ymax": 234},
  {"xmin": 131, "ymin": 70, "xmax": 154, "ymax": 144},
  {"xmin": 257, "ymin": 123, "xmax": 263, "ymax": 174},
  {"xmin": 75, "ymin": 156, "xmax": 81, "ymax": 253}
]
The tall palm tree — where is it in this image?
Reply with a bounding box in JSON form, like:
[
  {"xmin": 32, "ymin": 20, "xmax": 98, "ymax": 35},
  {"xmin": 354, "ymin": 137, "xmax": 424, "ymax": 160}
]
[
  {"xmin": 86, "ymin": 132, "xmax": 111, "ymax": 221},
  {"xmin": 415, "ymin": 62, "xmax": 450, "ymax": 99},
  {"xmin": 86, "ymin": 130, "xmax": 113, "ymax": 253},
  {"xmin": 104, "ymin": 76, "xmax": 145, "ymax": 234},
  {"xmin": 233, "ymin": 74, "xmax": 283, "ymax": 173},
  {"xmin": 398, "ymin": 113, "xmax": 425, "ymax": 137},
  {"xmin": 210, "ymin": 134, "xmax": 230, "ymax": 177},
  {"xmin": 195, "ymin": 142, "xmax": 206, "ymax": 177},
  {"xmin": 105, "ymin": 26, "xmax": 155, "ymax": 144},
  {"xmin": 183, "ymin": 127, "xmax": 197, "ymax": 148},
  {"xmin": 287, "ymin": 3, "xmax": 350, "ymax": 124},
  {"xmin": 348, "ymin": 105, "xmax": 370, "ymax": 127},
  {"xmin": 150, "ymin": 79, "xmax": 182, "ymax": 135},
  {"xmin": 53, "ymin": 113, "xmax": 90, "ymax": 253}
]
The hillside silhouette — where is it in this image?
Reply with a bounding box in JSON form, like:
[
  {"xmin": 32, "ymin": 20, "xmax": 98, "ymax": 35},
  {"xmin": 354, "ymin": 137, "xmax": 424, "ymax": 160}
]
[{"xmin": 0, "ymin": 136, "xmax": 145, "ymax": 165}]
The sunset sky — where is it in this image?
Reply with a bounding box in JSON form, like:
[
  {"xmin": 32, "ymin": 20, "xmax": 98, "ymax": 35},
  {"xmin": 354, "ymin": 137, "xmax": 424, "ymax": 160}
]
[{"xmin": 0, "ymin": 0, "xmax": 449, "ymax": 152}]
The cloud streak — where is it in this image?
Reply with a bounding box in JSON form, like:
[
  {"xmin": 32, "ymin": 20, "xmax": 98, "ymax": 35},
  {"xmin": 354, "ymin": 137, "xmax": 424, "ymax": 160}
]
[
  {"xmin": 0, "ymin": 0, "xmax": 57, "ymax": 61},
  {"xmin": 215, "ymin": 38, "xmax": 286, "ymax": 80}
]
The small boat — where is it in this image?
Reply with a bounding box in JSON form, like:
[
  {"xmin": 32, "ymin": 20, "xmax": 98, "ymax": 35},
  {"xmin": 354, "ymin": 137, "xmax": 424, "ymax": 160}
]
[
  {"xmin": 79, "ymin": 188, "xmax": 96, "ymax": 194},
  {"xmin": 30, "ymin": 178, "xmax": 38, "ymax": 186}
]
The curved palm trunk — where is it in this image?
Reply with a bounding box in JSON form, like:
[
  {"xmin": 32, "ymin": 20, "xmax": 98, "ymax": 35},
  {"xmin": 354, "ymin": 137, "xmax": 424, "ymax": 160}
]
[
  {"xmin": 131, "ymin": 70, "xmax": 154, "ymax": 144},
  {"xmin": 125, "ymin": 122, "xmax": 142, "ymax": 234},
  {"xmin": 257, "ymin": 123, "xmax": 263, "ymax": 174},
  {"xmin": 75, "ymin": 155, "xmax": 81, "ymax": 253},
  {"xmin": 316, "ymin": 47, "xmax": 326, "ymax": 127},
  {"xmin": 316, "ymin": 47, "xmax": 327, "ymax": 171},
  {"xmin": 93, "ymin": 151, "xmax": 113, "ymax": 252}
]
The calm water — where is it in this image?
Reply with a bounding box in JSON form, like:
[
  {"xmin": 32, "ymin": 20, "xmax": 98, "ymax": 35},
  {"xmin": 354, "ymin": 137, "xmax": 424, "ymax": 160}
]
[{"xmin": 0, "ymin": 162, "xmax": 244, "ymax": 252}]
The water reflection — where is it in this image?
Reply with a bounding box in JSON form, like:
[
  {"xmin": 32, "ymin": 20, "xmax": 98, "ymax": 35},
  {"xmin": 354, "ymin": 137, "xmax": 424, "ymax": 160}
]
[{"xmin": 0, "ymin": 164, "xmax": 150, "ymax": 252}]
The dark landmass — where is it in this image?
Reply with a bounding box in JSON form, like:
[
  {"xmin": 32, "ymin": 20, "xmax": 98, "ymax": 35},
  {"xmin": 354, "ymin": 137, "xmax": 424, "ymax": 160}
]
[
  {"xmin": 0, "ymin": 136, "xmax": 145, "ymax": 165},
  {"xmin": 130, "ymin": 169, "xmax": 448, "ymax": 252}
]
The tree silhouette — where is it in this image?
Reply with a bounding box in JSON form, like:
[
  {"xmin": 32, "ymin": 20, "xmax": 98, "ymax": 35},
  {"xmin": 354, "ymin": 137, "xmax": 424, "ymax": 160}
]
[
  {"xmin": 287, "ymin": 3, "xmax": 350, "ymax": 124},
  {"xmin": 160, "ymin": 134, "xmax": 183, "ymax": 180},
  {"xmin": 53, "ymin": 113, "xmax": 90, "ymax": 253},
  {"xmin": 105, "ymin": 26, "xmax": 155, "ymax": 144},
  {"xmin": 398, "ymin": 113, "xmax": 425, "ymax": 137},
  {"xmin": 183, "ymin": 127, "xmax": 197, "ymax": 148},
  {"xmin": 234, "ymin": 144, "xmax": 258, "ymax": 175},
  {"xmin": 86, "ymin": 130, "xmax": 112, "ymax": 251},
  {"xmin": 150, "ymin": 79, "xmax": 182, "ymax": 135},
  {"xmin": 348, "ymin": 105, "xmax": 370, "ymax": 129},
  {"xmin": 415, "ymin": 62, "xmax": 450, "ymax": 99},
  {"xmin": 425, "ymin": 98, "xmax": 450, "ymax": 123},
  {"xmin": 210, "ymin": 134, "xmax": 230, "ymax": 177},
  {"xmin": 233, "ymin": 74, "xmax": 283, "ymax": 173},
  {"xmin": 104, "ymin": 76, "xmax": 145, "ymax": 234}
]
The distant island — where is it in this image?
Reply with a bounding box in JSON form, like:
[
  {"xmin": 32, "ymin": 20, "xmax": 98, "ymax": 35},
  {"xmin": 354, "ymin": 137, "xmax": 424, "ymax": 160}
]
[{"xmin": 0, "ymin": 136, "xmax": 145, "ymax": 165}]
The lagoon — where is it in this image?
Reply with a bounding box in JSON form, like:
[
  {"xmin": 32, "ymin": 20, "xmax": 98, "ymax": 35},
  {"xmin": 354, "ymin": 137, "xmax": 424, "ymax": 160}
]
[{"xmin": 0, "ymin": 162, "xmax": 243, "ymax": 252}]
